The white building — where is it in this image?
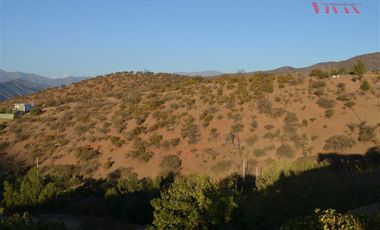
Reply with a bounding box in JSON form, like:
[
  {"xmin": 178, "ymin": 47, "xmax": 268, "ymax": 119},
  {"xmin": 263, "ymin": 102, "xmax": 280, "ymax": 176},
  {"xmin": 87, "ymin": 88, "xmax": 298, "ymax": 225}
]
[{"xmin": 14, "ymin": 103, "xmax": 32, "ymax": 112}]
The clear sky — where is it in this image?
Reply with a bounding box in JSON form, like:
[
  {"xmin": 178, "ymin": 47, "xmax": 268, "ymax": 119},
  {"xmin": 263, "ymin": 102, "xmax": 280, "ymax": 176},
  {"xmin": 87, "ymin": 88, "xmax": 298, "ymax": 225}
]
[{"xmin": 0, "ymin": 0, "xmax": 379, "ymax": 77}]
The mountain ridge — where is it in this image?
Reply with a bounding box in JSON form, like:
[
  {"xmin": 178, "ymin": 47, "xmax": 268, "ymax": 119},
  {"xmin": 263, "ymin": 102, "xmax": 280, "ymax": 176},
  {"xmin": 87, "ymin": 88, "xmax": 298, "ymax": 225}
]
[
  {"xmin": 263, "ymin": 52, "xmax": 380, "ymax": 74},
  {"xmin": 0, "ymin": 69, "xmax": 88, "ymax": 100}
]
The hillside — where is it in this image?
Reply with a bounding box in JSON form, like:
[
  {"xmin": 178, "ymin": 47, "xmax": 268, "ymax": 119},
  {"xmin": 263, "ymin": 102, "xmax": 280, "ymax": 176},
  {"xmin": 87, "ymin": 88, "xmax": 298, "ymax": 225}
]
[{"xmin": 0, "ymin": 69, "xmax": 379, "ymax": 179}]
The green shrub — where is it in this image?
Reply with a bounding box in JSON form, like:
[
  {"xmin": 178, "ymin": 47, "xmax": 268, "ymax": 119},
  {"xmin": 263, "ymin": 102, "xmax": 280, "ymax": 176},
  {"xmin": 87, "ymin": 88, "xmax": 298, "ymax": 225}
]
[
  {"xmin": 325, "ymin": 109, "xmax": 334, "ymax": 118},
  {"xmin": 253, "ymin": 148, "xmax": 266, "ymax": 158},
  {"xmin": 353, "ymin": 61, "xmax": 366, "ymax": 76},
  {"xmin": 0, "ymin": 211, "xmax": 66, "ymax": 230},
  {"xmin": 127, "ymin": 138, "xmax": 153, "ymax": 162},
  {"xmin": 336, "ymin": 83, "xmax": 346, "ymax": 92},
  {"xmin": 231, "ymin": 123, "xmax": 244, "ymax": 133},
  {"xmin": 0, "ymin": 122, "xmax": 7, "ymax": 131},
  {"xmin": 283, "ymin": 112, "xmax": 299, "ymax": 134},
  {"xmin": 2, "ymin": 168, "xmax": 58, "ymax": 209},
  {"xmin": 246, "ymin": 135, "xmax": 258, "ymax": 146},
  {"xmin": 280, "ymin": 209, "xmax": 363, "ymax": 230},
  {"xmin": 149, "ymin": 134, "xmax": 163, "ymax": 148},
  {"xmin": 310, "ymin": 80, "xmax": 326, "ymax": 89},
  {"xmin": 181, "ymin": 116, "xmax": 200, "ymax": 144},
  {"xmin": 110, "ymin": 136, "xmax": 125, "ymax": 147},
  {"xmin": 347, "ymin": 123, "xmax": 357, "ymax": 132},
  {"xmin": 250, "ymin": 116, "xmax": 258, "ymax": 130},
  {"xmin": 358, "ymin": 122, "xmax": 378, "ymax": 143},
  {"xmin": 169, "ymin": 138, "xmax": 181, "ymax": 147},
  {"xmin": 113, "ymin": 168, "xmax": 143, "ymax": 193},
  {"xmin": 257, "ymin": 97, "xmax": 272, "ymax": 115},
  {"xmin": 30, "ymin": 106, "xmax": 43, "ymax": 116},
  {"xmin": 360, "ymin": 80, "xmax": 370, "ymax": 91},
  {"xmin": 271, "ymin": 108, "xmax": 287, "ymax": 118},
  {"xmin": 211, "ymin": 160, "xmax": 233, "ymax": 173},
  {"xmin": 277, "ymin": 75, "xmax": 293, "ymax": 88},
  {"xmin": 75, "ymin": 146, "xmax": 100, "ymax": 162},
  {"xmin": 276, "ymin": 144, "xmax": 295, "ymax": 158},
  {"xmin": 159, "ymin": 155, "xmax": 182, "ymax": 176},
  {"xmin": 264, "ymin": 132, "xmax": 278, "ymax": 141},
  {"xmin": 323, "ymin": 135, "xmax": 355, "ymax": 152},
  {"xmin": 103, "ymin": 157, "xmax": 114, "ymax": 170},
  {"xmin": 317, "ymin": 98, "xmax": 335, "ymax": 109},
  {"xmin": 74, "ymin": 125, "xmax": 90, "ymax": 135},
  {"xmin": 310, "ymin": 69, "xmax": 328, "ymax": 78},
  {"xmin": 0, "ymin": 141, "xmax": 10, "ymax": 152},
  {"xmin": 337, "ymin": 93, "xmax": 356, "ymax": 108}
]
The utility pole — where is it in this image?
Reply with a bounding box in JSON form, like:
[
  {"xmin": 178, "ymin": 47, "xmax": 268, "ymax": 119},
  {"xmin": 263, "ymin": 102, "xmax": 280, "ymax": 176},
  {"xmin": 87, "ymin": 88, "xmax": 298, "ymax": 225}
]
[
  {"xmin": 242, "ymin": 159, "xmax": 246, "ymax": 179},
  {"xmin": 36, "ymin": 157, "xmax": 39, "ymax": 176},
  {"xmin": 328, "ymin": 64, "xmax": 331, "ymax": 77}
]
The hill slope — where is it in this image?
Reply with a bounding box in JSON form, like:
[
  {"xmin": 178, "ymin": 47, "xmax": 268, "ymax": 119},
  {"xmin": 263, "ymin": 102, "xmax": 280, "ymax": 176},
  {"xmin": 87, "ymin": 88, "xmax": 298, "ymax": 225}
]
[{"xmin": 0, "ymin": 69, "xmax": 379, "ymax": 178}]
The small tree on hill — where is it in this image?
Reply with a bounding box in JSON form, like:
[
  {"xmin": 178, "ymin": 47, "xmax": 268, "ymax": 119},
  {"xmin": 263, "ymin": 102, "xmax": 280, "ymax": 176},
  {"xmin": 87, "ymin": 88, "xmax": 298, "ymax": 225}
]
[
  {"xmin": 353, "ymin": 61, "xmax": 366, "ymax": 76},
  {"xmin": 360, "ymin": 80, "xmax": 370, "ymax": 91},
  {"xmin": 358, "ymin": 122, "xmax": 378, "ymax": 144},
  {"xmin": 310, "ymin": 69, "xmax": 328, "ymax": 79},
  {"xmin": 181, "ymin": 116, "xmax": 200, "ymax": 144}
]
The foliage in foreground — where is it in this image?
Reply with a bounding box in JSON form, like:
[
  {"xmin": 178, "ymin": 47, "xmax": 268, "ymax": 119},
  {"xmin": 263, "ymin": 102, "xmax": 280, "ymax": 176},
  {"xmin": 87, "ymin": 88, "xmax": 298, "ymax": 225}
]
[
  {"xmin": 0, "ymin": 209, "xmax": 66, "ymax": 230},
  {"xmin": 150, "ymin": 175, "xmax": 238, "ymax": 229},
  {"xmin": 280, "ymin": 208, "xmax": 364, "ymax": 230},
  {"xmin": 0, "ymin": 146, "xmax": 379, "ymax": 229},
  {"xmin": 2, "ymin": 168, "xmax": 58, "ymax": 210}
]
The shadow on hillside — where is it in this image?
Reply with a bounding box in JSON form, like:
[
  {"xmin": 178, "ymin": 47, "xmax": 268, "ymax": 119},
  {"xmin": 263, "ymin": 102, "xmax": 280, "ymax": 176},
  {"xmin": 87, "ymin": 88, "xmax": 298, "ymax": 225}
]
[
  {"xmin": 1, "ymin": 147, "xmax": 379, "ymax": 229},
  {"xmin": 0, "ymin": 152, "xmax": 29, "ymax": 186},
  {"xmin": 241, "ymin": 146, "xmax": 380, "ymax": 229}
]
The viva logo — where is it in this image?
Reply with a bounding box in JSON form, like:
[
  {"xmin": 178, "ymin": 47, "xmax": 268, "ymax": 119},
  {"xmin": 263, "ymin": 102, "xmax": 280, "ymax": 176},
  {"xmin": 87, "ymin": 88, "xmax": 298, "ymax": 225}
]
[{"xmin": 312, "ymin": 2, "xmax": 361, "ymax": 14}]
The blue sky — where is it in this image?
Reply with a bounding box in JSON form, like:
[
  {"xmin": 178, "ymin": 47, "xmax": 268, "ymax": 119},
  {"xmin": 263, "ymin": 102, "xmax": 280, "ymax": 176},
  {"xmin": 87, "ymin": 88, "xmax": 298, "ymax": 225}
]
[{"xmin": 0, "ymin": 0, "xmax": 379, "ymax": 77}]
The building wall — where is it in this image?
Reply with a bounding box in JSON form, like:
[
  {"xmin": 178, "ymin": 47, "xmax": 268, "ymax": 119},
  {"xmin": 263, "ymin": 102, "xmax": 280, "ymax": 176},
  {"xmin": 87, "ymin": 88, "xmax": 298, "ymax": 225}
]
[
  {"xmin": 24, "ymin": 104, "xmax": 32, "ymax": 112},
  {"xmin": 14, "ymin": 103, "xmax": 32, "ymax": 112},
  {"xmin": 0, "ymin": 114, "xmax": 14, "ymax": 120}
]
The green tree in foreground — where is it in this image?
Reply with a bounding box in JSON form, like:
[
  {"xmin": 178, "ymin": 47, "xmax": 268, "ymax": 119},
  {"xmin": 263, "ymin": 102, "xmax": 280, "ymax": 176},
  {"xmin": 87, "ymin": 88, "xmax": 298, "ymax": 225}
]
[
  {"xmin": 280, "ymin": 209, "xmax": 364, "ymax": 230},
  {"xmin": 150, "ymin": 176, "xmax": 237, "ymax": 229},
  {"xmin": 2, "ymin": 167, "xmax": 58, "ymax": 209}
]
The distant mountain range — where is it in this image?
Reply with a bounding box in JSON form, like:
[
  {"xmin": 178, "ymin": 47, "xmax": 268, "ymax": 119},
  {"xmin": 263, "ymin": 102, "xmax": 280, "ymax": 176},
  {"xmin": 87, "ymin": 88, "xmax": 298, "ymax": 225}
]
[
  {"xmin": 175, "ymin": 53, "xmax": 380, "ymax": 77},
  {"xmin": 175, "ymin": 71, "xmax": 224, "ymax": 77},
  {"xmin": 264, "ymin": 52, "xmax": 380, "ymax": 75},
  {"xmin": 1, "ymin": 52, "xmax": 378, "ymax": 100},
  {"xmin": 0, "ymin": 70, "xmax": 87, "ymax": 100}
]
